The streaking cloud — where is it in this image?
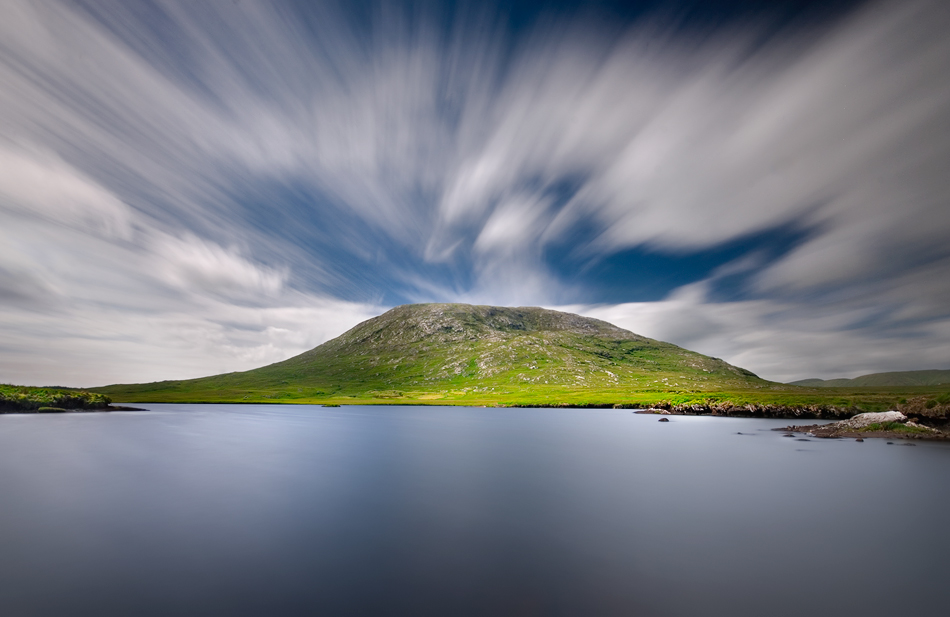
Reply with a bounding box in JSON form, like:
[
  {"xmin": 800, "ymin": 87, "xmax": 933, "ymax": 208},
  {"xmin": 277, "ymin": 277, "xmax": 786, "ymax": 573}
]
[{"xmin": 0, "ymin": 0, "xmax": 948, "ymax": 385}]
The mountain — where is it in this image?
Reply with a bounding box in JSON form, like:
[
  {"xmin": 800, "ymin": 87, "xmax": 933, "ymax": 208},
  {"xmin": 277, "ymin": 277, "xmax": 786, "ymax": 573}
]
[
  {"xmin": 97, "ymin": 303, "xmax": 771, "ymax": 403},
  {"xmin": 789, "ymin": 369, "xmax": 950, "ymax": 388}
]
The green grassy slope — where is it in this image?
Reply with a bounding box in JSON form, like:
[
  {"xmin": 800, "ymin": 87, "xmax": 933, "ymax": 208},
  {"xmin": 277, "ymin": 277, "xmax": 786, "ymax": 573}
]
[
  {"xmin": 94, "ymin": 303, "xmax": 949, "ymax": 414},
  {"xmin": 789, "ymin": 369, "xmax": 950, "ymax": 387},
  {"xmin": 97, "ymin": 303, "xmax": 769, "ymax": 402}
]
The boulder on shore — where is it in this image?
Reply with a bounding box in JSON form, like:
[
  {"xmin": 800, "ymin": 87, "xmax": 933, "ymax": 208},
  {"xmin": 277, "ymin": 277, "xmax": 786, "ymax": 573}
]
[
  {"xmin": 841, "ymin": 411, "xmax": 906, "ymax": 429},
  {"xmin": 779, "ymin": 409, "xmax": 947, "ymax": 440}
]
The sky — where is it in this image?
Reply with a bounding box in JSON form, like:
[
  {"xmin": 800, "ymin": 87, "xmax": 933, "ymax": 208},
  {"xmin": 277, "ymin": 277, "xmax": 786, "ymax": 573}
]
[{"xmin": 1, "ymin": 0, "xmax": 949, "ymax": 387}]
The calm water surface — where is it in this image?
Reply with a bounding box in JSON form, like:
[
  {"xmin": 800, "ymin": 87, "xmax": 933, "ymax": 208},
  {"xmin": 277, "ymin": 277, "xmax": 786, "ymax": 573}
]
[{"xmin": 0, "ymin": 405, "xmax": 948, "ymax": 616}]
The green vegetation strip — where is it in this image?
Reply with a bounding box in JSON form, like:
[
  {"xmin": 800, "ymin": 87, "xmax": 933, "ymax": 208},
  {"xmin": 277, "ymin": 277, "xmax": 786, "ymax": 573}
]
[
  {"xmin": 94, "ymin": 381, "xmax": 950, "ymax": 418},
  {"xmin": 860, "ymin": 421, "xmax": 933, "ymax": 435},
  {"xmin": 1, "ymin": 384, "xmax": 111, "ymax": 412}
]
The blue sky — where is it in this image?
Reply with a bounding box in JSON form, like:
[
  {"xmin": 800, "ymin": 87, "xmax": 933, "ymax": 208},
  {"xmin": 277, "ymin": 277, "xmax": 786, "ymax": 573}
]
[{"xmin": 1, "ymin": 0, "xmax": 949, "ymax": 386}]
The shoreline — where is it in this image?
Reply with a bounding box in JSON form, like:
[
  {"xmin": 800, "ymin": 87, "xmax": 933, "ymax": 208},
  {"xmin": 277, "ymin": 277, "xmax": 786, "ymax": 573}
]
[
  {"xmin": 777, "ymin": 423, "xmax": 950, "ymax": 441},
  {"xmin": 5, "ymin": 403, "xmax": 949, "ymax": 441},
  {"xmin": 775, "ymin": 410, "xmax": 950, "ymax": 441},
  {"xmin": 0, "ymin": 404, "xmax": 147, "ymax": 414}
]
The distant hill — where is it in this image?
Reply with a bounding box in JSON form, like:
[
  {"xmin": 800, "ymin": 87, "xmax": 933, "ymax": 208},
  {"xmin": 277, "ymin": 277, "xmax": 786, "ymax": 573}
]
[
  {"xmin": 96, "ymin": 303, "xmax": 770, "ymax": 402},
  {"xmin": 789, "ymin": 369, "xmax": 950, "ymax": 388}
]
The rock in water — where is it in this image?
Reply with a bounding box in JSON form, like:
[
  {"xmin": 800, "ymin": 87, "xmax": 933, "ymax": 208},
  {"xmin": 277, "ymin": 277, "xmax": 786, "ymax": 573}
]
[
  {"xmin": 658, "ymin": 417, "xmax": 669, "ymax": 422},
  {"xmin": 841, "ymin": 411, "xmax": 906, "ymax": 429}
]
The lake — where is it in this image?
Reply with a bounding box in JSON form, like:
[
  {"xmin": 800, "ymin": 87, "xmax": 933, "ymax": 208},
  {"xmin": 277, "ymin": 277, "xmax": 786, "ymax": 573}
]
[{"xmin": 0, "ymin": 404, "xmax": 947, "ymax": 616}]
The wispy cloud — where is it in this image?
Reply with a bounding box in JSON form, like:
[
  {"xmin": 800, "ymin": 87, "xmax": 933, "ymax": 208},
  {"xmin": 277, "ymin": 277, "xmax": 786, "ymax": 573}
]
[
  {"xmin": 564, "ymin": 274, "xmax": 950, "ymax": 383},
  {"xmin": 0, "ymin": 140, "xmax": 380, "ymax": 386},
  {"xmin": 1, "ymin": 0, "xmax": 948, "ymax": 384}
]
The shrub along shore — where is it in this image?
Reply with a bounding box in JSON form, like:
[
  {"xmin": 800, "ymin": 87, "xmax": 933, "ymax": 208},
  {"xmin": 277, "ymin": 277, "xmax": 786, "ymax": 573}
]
[{"xmin": 0, "ymin": 384, "xmax": 112, "ymax": 413}]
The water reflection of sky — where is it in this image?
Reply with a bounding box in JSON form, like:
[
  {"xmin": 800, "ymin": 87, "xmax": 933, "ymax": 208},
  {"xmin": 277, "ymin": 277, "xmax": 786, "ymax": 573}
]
[{"xmin": 0, "ymin": 405, "xmax": 947, "ymax": 616}]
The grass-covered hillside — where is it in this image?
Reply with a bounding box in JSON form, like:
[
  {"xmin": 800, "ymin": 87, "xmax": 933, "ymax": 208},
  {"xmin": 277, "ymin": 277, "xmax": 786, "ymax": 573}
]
[
  {"xmin": 0, "ymin": 384, "xmax": 111, "ymax": 412},
  {"xmin": 790, "ymin": 369, "xmax": 950, "ymax": 387},
  {"xmin": 97, "ymin": 303, "xmax": 767, "ymax": 401},
  {"xmin": 94, "ymin": 303, "xmax": 950, "ymax": 415}
]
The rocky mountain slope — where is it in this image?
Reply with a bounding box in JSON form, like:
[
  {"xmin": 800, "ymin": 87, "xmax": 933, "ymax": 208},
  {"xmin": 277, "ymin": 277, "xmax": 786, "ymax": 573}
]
[{"xmin": 99, "ymin": 303, "xmax": 771, "ymax": 400}]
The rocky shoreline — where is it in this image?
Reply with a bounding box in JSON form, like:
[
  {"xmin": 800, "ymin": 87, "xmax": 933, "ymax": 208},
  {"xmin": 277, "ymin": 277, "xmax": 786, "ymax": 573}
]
[
  {"xmin": 633, "ymin": 407, "xmax": 950, "ymax": 441},
  {"xmin": 778, "ymin": 411, "xmax": 949, "ymax": 441},
  {"xmin": 526, "ymin": 401, "xmax": 861, "ymax": 418}
]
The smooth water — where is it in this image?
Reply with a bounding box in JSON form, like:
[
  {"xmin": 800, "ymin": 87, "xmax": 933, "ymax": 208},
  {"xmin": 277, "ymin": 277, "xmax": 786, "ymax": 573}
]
[{"xmin": 0, "ymin": 405, "xmax": 947, "ymax": 616}]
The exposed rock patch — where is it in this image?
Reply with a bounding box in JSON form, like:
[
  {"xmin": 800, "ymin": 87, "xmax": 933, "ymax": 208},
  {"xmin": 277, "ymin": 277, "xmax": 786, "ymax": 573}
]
[
  {"xmin": 839, "ymin": 411, "xmax": 907, "ymax": 428},
  {"xmin": 779, "ymin": 410, "xmax": 947, "ymax": 440}
]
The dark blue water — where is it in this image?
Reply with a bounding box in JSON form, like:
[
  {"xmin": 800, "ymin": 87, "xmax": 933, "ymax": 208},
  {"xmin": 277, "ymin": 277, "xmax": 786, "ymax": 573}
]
[{"xmin": 0, "ymin": 405, "xmax": 947, "ymax": 616}]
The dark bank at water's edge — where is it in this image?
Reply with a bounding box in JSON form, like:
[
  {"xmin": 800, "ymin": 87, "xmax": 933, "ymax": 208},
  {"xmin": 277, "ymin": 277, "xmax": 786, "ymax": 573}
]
[{"xmin": 0, "ymin": 384, "xmax": 147, "ymax": 414}]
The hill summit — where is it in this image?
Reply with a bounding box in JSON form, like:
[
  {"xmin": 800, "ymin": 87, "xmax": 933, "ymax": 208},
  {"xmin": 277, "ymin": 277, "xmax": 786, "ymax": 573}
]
[{"xmin": 99, "ymin": 303, "xmax": 770, "ymax": 403}]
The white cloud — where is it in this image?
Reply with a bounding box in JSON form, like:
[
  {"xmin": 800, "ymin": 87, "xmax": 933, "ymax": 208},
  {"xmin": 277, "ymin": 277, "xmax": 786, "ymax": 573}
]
[
  {"xmin": 154, "ymin": 234, "xmax": 286, "ymax": 300},
  {"xmin": 562, "ymin": 282, "xmax": 950, "ymax": 383},
  {"xmin": 0, "ymin": 139, "xmax": 379, "ymax": 386},
  {"xmin": 0, "ymin": 296, "xmax": 381, "ymax": 387},
  {"xmin": 0, "ymin": 144, "xmax": 133, "ymax": 240},
  {"xmin": 473, "ymin": 194, "xmax": 551, "ymax": 255}
]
